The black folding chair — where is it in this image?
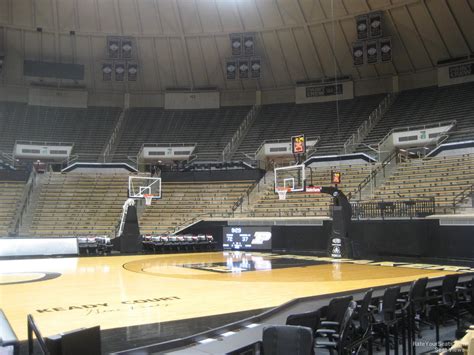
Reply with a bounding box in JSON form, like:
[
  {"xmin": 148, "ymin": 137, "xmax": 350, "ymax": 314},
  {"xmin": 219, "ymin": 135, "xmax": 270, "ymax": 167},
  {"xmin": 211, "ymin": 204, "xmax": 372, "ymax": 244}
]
[
  {"xmin": 262, "ymin": 325, "xmax": 314, "ymax": 355},
  {"xmin": 372, "ymin": 286, "xmax": 402, "ymax": 355},
  {"xmin": 315, "ymin": 301, "xmax": 358, "ymax": 355}
]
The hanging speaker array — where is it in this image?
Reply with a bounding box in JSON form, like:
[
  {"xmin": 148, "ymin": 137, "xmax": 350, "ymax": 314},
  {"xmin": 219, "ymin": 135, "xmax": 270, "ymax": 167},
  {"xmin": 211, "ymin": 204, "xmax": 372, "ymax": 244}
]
[{"xmin": 352, "ymin": 12, "xmax": 392, "ymax": 66}]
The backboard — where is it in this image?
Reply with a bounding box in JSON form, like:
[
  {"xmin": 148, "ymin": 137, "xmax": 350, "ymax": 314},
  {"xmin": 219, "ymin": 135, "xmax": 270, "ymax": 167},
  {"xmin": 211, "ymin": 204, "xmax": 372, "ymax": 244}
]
[
  {"xmin": 128, "ymin": 176, "xmax": 161, "ymax": 199},
  {"xmin": 274, "ymin": 164, "xmax": 306, "ymax": 193}
]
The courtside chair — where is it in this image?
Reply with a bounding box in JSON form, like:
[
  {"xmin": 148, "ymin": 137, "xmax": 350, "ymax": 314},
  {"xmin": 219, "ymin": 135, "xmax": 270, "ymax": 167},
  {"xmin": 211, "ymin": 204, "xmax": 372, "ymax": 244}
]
[
  {"xmin": 429, "ymin": 274, "xmax": 460, "ymax": 343},
  {"xmin": 261, "ymin": 325, "xmax": 314, "ymax": 355},
  {"xmin": 286, "ymin": 309, "xmax": 321, "ymax": 337},
  {"xmin": 352, "ymin": 289, "xmax": 374, "ymax": 355},
  {"xmin": 314, "ymin": 301, "xmax": 358, "ymax": 355},
  {"xmin": 371, "ymin": 286, "xmax": 402, "ymax": 355}
]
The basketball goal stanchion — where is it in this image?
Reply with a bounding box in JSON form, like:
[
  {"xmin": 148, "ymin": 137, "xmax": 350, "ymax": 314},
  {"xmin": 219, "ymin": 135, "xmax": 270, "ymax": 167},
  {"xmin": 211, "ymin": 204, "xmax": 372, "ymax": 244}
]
[{"xmin": 143, "ymin": 194, "xmax": 154, "ymax": 206}]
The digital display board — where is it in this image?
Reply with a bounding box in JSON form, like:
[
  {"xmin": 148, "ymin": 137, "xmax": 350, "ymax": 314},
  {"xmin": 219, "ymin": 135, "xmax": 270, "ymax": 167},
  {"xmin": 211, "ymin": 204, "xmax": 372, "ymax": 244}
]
[
  {"xmin": 223, "ymin": 227, "xmax": 272, "ymax": 250},
  {"xmin": 291, "ymin": 134, "xmax": 306, "ymax": 154},
  {"xmin": 331, "ymin": 171, "xmax": 342, "ymax": 184}
]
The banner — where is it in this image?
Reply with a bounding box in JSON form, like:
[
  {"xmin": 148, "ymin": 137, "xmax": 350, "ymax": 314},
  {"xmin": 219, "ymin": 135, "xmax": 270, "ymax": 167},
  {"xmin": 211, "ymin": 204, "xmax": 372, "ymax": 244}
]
[
  {"xmin": 306, "ymin": 84, "xmax": 343, "ymax": 98},
  {"xmin": 107, "ymin": 37, "xmax": 120, "ymax": 59},
  {"xmin": 448, "ymin": 63, "xmax": 474, "ymax": 79},
  {"xmin": 369, "ymin": 12, "xmax": 383, "ymax": 38},
  {"xmin": 352, "ymin": 42, "xmax": 364, "ymax": 66},
  {"xmin": 379, "ymin": 38, "xmax": 392, "ymax": 62},
  {"xmin": 127, "ymin": 63, "xmax": 138, "ymax": 81},
  {"xmin": 0, "ymin": 55, "xmax": 4, "ymax": 76},
  {"xmin": 366, "ymin": 40, "xmax": 378, "ymax": 64},
  {"xmin": 121, "ymin": 38, "xmax": 133, "ymax": 59},
  {"xmin": 250, "ymin": 58, "xmax": 261, "ymax": 79},
  {"xmin": 230, "ymin": 33, "xmax": 242, "ymax": 56},
  {"xmin": 226, "ymin": 60, "xmax": 236, "ymax": 80},
  {"xmin": 356, "ymin": 15, "xmax": 369, "ymax": 40},
  {"xmin": 114, "ymin": 62, "xmax": 125, "ymax": 81},
  {"xmin": 238, "ymin": 59, "xmax": 249, "ymax": 79},
  {"xmin": 102, "ymin": 63, "xmax": 112, "ymax": 81},
  {"xmin": 243, "ymin": 34, "xmax": 255, "ymax": 56}
]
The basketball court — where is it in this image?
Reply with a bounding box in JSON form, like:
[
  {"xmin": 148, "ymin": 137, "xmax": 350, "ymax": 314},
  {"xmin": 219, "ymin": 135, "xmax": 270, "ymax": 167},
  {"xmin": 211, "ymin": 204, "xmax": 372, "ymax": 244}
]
[{"xmin": 1, "ymin": 251, "xmax": 470, "ymax": 349}]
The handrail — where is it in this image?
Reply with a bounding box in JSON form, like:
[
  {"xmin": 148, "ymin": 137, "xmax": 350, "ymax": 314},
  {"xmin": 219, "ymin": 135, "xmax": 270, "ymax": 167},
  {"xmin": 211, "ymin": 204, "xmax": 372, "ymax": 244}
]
[
  {"xmin": 343, "ymin": 93, "xmax": 397, "ymax": 154},
  {"xmin": 171, "ymin": 181, "xmax": 259, "ymax": 234},
  {"xmin": 1, "ymin": 152, "xmax": 15, "ymax": 165},
  {"xmin": 27, "ymin": 314, "xmax": 50, "ymax": 355},
  {"xmin": 426, "ymin": 128, "xmax": 474, "ymax": 158},
  {"xmin": 14, "ymin": 169, "xmax": 37, "ymax": 234},
  {"xmin": 60, "ymin": 154, "xmax": 79, "ymax": 166},
  {"xmin": 354, "ymin": 149, "xmax": 398, "ymax": 200},
  {"xmin": 141, "ymin": 142, "xmax": 198, "ymax": 148},
  {"xmin": 15, "ymin": 140, "xmax": 74, "ymax": 146},
  {"xmin": 222, "ymin": 104, "xmax": 260, "ymax": 161},
  {"xmin": 171, "ymin": 211, "xmax": 236, "ymax": 235},
  {"xmin": 351, "ymin": 198, "xmax": 436, "ymax": 219},
  {"xmin": 102, "ymin": 109, "xmax": 126, "ymax": 163},
  {"xmin": 452, "ymin": 184, "xmax": 473, "ymax": 213}
]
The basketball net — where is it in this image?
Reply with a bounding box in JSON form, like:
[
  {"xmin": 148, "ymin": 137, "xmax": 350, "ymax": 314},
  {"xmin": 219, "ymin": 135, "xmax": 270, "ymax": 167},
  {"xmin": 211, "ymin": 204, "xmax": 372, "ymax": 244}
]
[
  {"xmin": 276, "ymin": 188, "xmax": 289, "ymax": 200},
  {"xmin": 143, "ymin": 194, "xmax": 153, "ymax": 206}
]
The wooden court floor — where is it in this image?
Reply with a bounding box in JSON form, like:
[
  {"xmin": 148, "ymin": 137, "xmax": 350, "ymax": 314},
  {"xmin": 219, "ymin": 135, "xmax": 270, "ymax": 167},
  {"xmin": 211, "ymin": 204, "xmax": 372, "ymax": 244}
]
[{"xmin": 1, "ymin": 251, "xmax": 470, "ymax": 341}]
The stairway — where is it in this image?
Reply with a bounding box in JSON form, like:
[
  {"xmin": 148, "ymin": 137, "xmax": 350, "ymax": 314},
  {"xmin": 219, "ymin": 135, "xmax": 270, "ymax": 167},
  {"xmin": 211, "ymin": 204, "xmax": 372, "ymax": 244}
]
[{"xmin": 18, "ymin": 173, "xmax": 48, "ymax": 236}]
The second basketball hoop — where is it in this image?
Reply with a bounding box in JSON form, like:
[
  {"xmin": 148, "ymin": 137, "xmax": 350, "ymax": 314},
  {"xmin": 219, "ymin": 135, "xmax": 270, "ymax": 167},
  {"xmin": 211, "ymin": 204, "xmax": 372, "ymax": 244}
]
[{"xmin": 276, "ymin": 187, "xmax": 290, "ymax": 200}]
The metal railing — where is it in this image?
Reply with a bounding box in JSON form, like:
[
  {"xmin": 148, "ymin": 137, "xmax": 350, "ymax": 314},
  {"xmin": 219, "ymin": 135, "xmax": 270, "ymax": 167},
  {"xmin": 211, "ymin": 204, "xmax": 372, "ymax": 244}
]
[
  {"xmin": 343, "ymin": 93, "xmax": 397, "ymax": 154},
  {"xmin": 15, "ymin": 140, "xmax": 74, "ymax": 146},
  {"xmin": 14, "ymin": 169, "xmax": 37, "ymax": 234},
  {"xmin": 27, "ymin": 314, "xmax": 50, "ymax": 355},
  {"xmin": 351, "ymin": 198, "xmax": 436, "ymax": 219},
  {"xmin": 1, "ymin": 151, "xmax": 16, "ymax": 165},
  {"xmin": 101, "ymin": 109, "xmax": 126, "ymax": 163},
  {"xmin": 353, "ymin": 150, "xmax": 398, "ymax": 200},
  {"xmin": 453, "ymin": 184, "xmax": 473, "ymax": 213},
  {"xmin": 171, "ymin": 211, "xmax": 236, "ymax": 235},
  {"xmin": 171, "ymin": 180, "xmax": 260, "ymax": 234},
  {"xmin": 141, "ymin": 142, "xmax": 198, "ymax": 148},
  {"xmin": 222, "ymin": 104, "xmax": 260, "ymax": 161}
]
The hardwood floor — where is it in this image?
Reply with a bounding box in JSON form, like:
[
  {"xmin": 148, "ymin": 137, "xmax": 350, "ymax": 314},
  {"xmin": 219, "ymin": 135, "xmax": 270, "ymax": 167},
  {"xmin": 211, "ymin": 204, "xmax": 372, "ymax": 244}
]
[{"xmin": 0, "ymin": 252, "xmax": 466, "ymax": 342}]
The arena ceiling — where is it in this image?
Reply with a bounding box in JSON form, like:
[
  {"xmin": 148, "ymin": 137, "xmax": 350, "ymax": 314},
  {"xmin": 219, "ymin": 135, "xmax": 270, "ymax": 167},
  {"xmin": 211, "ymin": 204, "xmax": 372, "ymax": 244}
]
[{"xmin": 0, "ymin": 0, "xmax": 473, "ymax": 93}]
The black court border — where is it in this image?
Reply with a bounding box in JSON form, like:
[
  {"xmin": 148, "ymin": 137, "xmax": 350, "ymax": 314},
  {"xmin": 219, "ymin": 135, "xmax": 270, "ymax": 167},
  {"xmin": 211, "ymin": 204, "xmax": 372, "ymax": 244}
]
[
  {"xmin": 0, "ymin": 271, "xmax": 61, "ymax": 286},
  {"xmin": 113, "ymin": 269, "xmax": 474, "ymax": 354}
]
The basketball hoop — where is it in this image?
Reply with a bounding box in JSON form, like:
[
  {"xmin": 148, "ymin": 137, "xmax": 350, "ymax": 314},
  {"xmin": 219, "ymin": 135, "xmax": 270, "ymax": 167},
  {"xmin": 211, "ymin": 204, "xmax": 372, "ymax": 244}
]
[
  {"xmin": 276, "ymin": 187, "xmax": 290, "ymax": 200},
  {"xmin": 143, "ymin": 194, "xmax": 154, "ymax": 206}
]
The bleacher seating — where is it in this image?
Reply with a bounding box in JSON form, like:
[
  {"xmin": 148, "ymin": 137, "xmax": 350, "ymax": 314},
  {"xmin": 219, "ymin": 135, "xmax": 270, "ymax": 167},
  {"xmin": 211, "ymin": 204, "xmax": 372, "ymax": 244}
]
[
  {"xmin": 370, "ymin": 154, "xmax": 474, "ymax": 213},
  {"xmin": 246, "ymin": 164, "xmax": 373, "ymax": 217},
  {"xmin": 0, "ymin": 180, "xmax": 25, "ymax": 236},
  {"xmin": 139, "ymin": 181, "xmax": 254, "ymax": 234},
  {"xmin": 113, "ymin": 106, "xmax": 251, "ymax": 162},
  {"xmin": 29, "ymin": 173, "xmax": 128, "ymax": 236},
  {"xmin": 232, "ymin": 94, "xmax": 384, "ymax": 159},
  {"xmin": 0, "ymin": 102, "xmax": 121, "ymax": 161},
  {"xmin": 357, "ymin": 82, "xmax": 474, "ymax": 152}
]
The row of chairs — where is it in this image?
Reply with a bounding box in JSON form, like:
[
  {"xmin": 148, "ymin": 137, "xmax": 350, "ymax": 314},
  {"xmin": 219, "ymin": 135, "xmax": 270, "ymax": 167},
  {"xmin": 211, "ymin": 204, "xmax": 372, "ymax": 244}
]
[
  {"xmin": 256, "ymin": 274, "xmax": 474, "ymax": 354},
  {"xmin": 77, "ymin": 236, "xmax": 113, "ymax": 255},
  {"xmin": 142, "ymin": 234, "xmax": 216, "ymax": 253}
]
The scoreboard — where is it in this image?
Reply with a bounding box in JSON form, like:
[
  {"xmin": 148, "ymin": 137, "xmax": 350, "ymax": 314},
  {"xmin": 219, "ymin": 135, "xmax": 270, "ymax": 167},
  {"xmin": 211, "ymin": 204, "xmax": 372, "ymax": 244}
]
[
  {"xmin": 291, "ymin": 134, "xmax": 306, "ymax": 154},
  {"xmin": 223, "ymin": 227, "xmax": 272, "ymax": 250}
]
